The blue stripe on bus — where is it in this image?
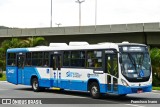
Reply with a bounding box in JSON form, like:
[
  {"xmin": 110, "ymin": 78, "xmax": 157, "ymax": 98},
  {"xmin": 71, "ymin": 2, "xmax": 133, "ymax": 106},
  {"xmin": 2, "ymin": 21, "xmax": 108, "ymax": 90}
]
[{"xmin": 7, "ymin": 48, "xmax": 29, "ymax": 53}]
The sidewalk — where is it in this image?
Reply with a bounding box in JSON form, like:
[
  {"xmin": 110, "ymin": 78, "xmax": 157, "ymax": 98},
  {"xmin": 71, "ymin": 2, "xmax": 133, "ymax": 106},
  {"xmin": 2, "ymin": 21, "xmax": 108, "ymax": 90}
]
[
  {"xmin": 0, "ymin": 81, "xmax": 7, "ymax": 82},
  {"xmin": 152, "ymin": 90, "xmax": 160, "ymax": 93}
]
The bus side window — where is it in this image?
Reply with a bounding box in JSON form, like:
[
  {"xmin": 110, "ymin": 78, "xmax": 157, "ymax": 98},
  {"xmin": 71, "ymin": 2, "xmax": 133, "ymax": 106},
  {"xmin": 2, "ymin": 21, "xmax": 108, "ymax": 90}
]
[
  {"xmin": 7, "ymin": 53, "xmax": 16, "ymax": 66},
  {"xmin": 44, "ymin": 52, "xmax": 49, "ymax": 67},
  {"xmin": 87, "ymin": 51, "xmax": 102, "ymax": 68},
  {"xmin": 25, "ymin": 53, "xmax": 32, "ymax": 66},
  {"xmin": 52, "ymin": 56, "xmax": 56, "ymax": 70},
  {"xmin": 63, "ymin": 51, "xmax": 70, "ymax": 66}
]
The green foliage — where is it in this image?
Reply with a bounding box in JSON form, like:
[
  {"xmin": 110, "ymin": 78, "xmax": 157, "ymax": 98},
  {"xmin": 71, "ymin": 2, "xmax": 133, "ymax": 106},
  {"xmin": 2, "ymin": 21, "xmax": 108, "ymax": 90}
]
[
  {"xmin": 0, "ymin": 73, "xmax": 2, "ymax": 78},
  {"xmin": 22, "ymin": 37, "xmax": 46, "ymax": 47},
  {"xmin": 0, "ymin": 37, "xmax": 46, "ymax": 71},
  {"xmin": 150, "ymin": 48, "xmax": 160, "ymax": 86},
  {"xmin": 0, "ymin": 73, "xmax": 6, "ymax": 81},
  {"xmin": 152, "ymin": 86, "xmax": 160, "ymax": 90}
]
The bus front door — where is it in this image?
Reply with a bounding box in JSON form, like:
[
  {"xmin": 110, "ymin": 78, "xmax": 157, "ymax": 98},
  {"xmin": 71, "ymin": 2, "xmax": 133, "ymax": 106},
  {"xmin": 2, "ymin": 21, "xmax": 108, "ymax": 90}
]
[
  {"xmin": 50, "ymin": 54, "xmax": 62, "ymax": 88},
  {"xmin": 105, "ymin": 52, "xmax": 118, "ymax": 93},
  {"xmin": 17, "ymin": 55, "xmax": 25, "ymax": 84}
]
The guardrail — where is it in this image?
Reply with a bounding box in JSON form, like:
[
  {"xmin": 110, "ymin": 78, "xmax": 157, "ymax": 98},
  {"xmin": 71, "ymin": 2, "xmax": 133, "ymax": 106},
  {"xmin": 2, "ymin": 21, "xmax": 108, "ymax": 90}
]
[{"xmin": 1, "ymin": 22, "xmax": 160, "ymax": 37}]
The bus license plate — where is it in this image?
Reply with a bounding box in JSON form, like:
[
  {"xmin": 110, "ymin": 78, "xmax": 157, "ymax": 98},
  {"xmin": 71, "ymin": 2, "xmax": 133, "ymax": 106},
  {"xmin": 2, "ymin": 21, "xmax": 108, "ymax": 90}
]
[{"xmin": 137, "ymin": 90, "xmax": 143, "ymax": 93}]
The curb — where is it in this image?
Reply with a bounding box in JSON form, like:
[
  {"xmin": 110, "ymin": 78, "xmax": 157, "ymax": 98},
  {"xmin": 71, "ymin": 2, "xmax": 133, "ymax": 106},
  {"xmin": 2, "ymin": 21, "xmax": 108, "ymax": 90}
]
[
  {"xmin": 152, "ymin": 90, "xmax": 160, "ymax": 93},
  {"xmin": 0, "ymin": 81, "xmax": 7, "ymax": 82}
]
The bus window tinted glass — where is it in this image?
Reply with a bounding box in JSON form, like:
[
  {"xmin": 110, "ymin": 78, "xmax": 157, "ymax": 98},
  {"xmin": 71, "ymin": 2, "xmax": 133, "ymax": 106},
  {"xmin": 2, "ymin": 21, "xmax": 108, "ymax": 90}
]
[
  {"xmin": 71, "ymin": 51, "xmax": 85, "ymax": 67},
  {"xmin": 25, "ymin": 53, "xmax": 32, "ymax": 66},
  {"xmin": 7, "ymin": 53, "xmax": 16, "ymax": 66},
  {"xmin": 63, "ymin": 51, "xmax": 70, "ymax": 66},
  {"xmin": 87, "ymin": 51, "xmax": 102, "ymax": 68},
  {"xmin": 44, "ymin": 52, "xmax": 49, "ymax": 67},
  {"xmin": 32, "ymin": 52, "xmax": 43, "ymax": 66}
]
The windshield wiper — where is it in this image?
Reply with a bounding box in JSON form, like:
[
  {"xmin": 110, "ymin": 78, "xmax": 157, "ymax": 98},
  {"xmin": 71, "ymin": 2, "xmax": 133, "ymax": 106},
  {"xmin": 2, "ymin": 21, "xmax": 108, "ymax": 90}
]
[
  {"xmin": 127, "ymin": 53, "xmax": 137, "ymax": 72},
  {"xmin": 138, "ymin": 53, "xmax": 144, "ymax": 69}
]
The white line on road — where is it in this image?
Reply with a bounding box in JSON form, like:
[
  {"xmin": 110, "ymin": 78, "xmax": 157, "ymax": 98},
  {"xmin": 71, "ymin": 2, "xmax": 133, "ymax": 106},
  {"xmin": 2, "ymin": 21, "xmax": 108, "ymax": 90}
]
[{"xmin": 125, "ymin": 104, "xmax": 145, "ymax": 107}]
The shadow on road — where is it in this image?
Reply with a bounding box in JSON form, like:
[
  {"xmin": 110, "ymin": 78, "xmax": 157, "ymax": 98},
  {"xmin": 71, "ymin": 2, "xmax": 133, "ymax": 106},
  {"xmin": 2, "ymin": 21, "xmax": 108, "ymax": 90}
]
[{"xmin": 13, "ymin": 87, "xmax": 151, "ymax": 104}]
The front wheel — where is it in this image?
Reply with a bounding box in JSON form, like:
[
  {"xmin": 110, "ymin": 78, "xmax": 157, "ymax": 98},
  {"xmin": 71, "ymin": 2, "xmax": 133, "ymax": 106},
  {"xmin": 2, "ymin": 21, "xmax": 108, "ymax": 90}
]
[{"xmin": 89, "ymin": 82, "xmax": 101, "ymax": 99}]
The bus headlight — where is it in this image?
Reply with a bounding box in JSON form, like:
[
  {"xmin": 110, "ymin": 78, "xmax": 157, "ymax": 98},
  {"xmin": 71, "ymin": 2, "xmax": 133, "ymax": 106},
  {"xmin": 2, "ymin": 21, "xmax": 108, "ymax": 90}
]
[{"xmin": 121, "ymin": 79, "xmax": 129, "ymax": 87}]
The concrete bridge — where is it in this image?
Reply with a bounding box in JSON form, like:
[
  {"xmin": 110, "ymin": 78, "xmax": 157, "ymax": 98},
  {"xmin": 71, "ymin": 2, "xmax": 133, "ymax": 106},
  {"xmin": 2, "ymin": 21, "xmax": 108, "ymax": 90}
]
[{"xmin": 0, "ymin": 22, "xmax": 160, "ymax": 47}]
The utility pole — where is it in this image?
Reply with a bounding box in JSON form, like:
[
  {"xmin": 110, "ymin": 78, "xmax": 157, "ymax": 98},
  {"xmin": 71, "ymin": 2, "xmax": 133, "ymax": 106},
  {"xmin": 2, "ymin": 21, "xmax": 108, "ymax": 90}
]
[
  {"xmin": 50, "ymin": 0, "xmax": 53, "ymax": 27},
  {"xmin": 75, "ymin": 0, "xmax": 85, "ymax": 31},
  {"xmin": 95, "ymin": 0, "xmax": 97, "ymax": 31}
]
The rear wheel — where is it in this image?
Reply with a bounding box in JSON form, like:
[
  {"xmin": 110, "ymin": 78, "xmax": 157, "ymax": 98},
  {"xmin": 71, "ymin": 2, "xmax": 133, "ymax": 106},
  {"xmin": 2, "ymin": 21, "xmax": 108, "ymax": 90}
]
[
  {"xmin": 32, "ymin": 78, "xmax": 41, "ymax": 92},
  {"xmin": 89, "ymin": 82, "xmax": 101, "ymax": 99}
]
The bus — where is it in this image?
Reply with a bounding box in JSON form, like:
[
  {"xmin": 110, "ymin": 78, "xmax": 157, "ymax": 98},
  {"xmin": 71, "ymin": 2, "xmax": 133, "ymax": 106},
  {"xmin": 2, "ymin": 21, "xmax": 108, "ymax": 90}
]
[{"xmin": 6, "ymin": 41, "xmax": 152, "ymax": 98}]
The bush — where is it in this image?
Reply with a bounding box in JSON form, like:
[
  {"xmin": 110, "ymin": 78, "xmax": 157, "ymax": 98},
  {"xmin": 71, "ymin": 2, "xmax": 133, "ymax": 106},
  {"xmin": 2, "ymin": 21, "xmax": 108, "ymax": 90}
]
[
  {"xmin": 153, "ymin": 75, "xmax": 160, "ymax": 86},
  {"xmin": 0, "ymin": 73, "xmax": 3, "ymax": 78}
]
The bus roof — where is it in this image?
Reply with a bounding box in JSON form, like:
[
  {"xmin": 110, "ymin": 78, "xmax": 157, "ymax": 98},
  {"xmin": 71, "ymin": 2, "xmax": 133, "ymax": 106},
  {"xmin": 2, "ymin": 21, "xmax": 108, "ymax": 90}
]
[{"xmin": 7, "ymin": 42, "xmax": 147, "ymax": 53}]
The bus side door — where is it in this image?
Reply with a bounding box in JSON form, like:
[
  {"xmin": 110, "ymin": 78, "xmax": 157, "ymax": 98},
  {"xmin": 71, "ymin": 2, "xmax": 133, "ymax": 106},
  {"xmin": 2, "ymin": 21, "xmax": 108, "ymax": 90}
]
[
  {"xmin": 105, "ymin": 51, "xmax": 118, "ymax": 93},
  {"xmin": 17, "ymin": 54, "xmax": 25, "ymax": 84},
  {"xmin": 50, "ymin": 54, "xmax": 62, "ymax": 87}
]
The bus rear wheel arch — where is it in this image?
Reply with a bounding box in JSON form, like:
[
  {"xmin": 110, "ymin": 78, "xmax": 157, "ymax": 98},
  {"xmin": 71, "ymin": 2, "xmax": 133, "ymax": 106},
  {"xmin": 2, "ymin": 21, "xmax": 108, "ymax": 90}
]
[{"xmin": 31, "ymin": 76, "xmax": 45, "ymax": 92}]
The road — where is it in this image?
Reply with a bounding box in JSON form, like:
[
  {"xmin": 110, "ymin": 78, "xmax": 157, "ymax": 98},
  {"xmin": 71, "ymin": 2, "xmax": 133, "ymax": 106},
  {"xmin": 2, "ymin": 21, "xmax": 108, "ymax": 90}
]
[{"xmin": 0, "ymin": 81, "xmax": 160, "ymax": 107}]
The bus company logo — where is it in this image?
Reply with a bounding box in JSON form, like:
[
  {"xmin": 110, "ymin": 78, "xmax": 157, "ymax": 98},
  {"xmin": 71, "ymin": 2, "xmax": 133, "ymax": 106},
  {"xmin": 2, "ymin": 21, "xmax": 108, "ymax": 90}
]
[
  {"xmin": 8, "ymin": 69, "xmax": 15, "ymax": 74},
  {"xmin": 66, "ymin": 71, "xmax": 82, "ymax": 78},
  {"xmin": 87, "ymin": 73, "xmax": 99, "ymax": 78}
]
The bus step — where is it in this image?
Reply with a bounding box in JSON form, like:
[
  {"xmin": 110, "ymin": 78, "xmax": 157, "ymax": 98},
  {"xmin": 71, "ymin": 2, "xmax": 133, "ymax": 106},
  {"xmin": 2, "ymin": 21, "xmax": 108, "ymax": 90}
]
[{"xmin": 50, "ymin": 87, "xmax": 60, "ymax": 90}]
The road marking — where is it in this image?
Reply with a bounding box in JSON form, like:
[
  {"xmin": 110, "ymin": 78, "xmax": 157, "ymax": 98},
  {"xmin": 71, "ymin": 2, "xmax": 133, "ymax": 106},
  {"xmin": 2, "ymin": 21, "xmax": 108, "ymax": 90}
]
[{"xmin": 125, "ymin": 104, "xmax": 145, "ymax": 107}]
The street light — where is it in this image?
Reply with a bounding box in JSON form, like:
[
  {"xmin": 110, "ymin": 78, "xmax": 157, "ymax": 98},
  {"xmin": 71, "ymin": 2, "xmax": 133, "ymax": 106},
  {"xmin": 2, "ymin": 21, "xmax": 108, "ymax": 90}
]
[
  {"xmin": 75, "ymin": 0, "xmax": 85, "ymax": 28},
  {"xmin": 50, "ymin": 0, "xmax": 53, "ymax": 27},
  {"xmin": 55, "ymin": 23, "xmax": 62, "ymax": 27},
  {"xmin": 95, "ymin": 0, "xmax": 97, "ymax": 31}
]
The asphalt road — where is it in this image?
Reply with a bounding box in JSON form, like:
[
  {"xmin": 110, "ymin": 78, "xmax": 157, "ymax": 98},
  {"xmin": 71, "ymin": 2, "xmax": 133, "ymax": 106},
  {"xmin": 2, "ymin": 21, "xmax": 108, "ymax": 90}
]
[{"xmin": 0, "ymin": 81, "xmax": 160, "ymax": 107}]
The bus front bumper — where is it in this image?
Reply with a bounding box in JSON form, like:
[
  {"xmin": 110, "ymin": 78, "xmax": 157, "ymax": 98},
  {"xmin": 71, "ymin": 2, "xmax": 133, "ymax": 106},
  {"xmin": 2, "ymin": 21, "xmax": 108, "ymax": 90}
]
[{"xmin": 118, "ymin": 84, "xmax": 152, "ymax": 95}]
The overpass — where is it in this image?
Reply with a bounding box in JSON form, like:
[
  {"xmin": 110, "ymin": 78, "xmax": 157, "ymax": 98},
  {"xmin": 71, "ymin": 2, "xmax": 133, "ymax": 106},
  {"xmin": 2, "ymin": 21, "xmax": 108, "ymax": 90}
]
[{"xmin": 0, "ymin": 22, "xmax": 160, "ymax": 47}]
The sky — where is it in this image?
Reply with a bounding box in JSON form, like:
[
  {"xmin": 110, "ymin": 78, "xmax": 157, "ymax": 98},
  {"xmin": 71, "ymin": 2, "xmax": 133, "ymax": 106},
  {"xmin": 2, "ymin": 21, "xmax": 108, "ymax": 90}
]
[{"xmin": 0, "ymin": 0, "xmax": 160, "ymax": 28}]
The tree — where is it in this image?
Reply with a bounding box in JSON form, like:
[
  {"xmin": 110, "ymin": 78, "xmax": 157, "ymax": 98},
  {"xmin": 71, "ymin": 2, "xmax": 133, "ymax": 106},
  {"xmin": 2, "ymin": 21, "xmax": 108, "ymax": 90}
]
[
  {"xmin": 0, "ymin": 37, "xmax": 46, "ymax": 71},
  {"xmin": 22, "ymin": 37, "xmax": 46, "ymax": 47},
  {"xmin": 150, "ymin": 48, "xmax": 160, "ymax": 86}
]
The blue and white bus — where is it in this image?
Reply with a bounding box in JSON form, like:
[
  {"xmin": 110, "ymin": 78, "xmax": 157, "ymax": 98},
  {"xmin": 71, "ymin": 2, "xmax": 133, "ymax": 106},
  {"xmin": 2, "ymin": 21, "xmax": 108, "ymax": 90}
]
[{"xmin": 6, "ymin": 41, "xmax": 152, "ymax": 98}]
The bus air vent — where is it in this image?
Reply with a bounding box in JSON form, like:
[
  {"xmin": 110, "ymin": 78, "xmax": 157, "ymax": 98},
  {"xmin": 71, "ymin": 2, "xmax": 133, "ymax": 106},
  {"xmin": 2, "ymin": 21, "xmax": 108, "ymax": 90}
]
[
  {"xmin": 69, "ymin": 41, "xmax": 89, "ymax": 46},
  {"xmin": 122, "ymin": 41, "xmax": 129, "ymax": 44},
  {"xmin": 49, "ymin": 43, "xmax": 68, "ymax": 47}
]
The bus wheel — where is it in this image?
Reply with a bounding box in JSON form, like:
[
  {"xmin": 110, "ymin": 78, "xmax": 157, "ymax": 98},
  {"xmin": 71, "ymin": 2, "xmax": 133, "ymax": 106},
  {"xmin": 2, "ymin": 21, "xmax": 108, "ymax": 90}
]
[
  {"xmin": 89, "ymin": 82, "xmax": 101, "ymax": 99},
  {"xmin": 32, "ymin": 78, "xmax": 40, "ymax": 92}
]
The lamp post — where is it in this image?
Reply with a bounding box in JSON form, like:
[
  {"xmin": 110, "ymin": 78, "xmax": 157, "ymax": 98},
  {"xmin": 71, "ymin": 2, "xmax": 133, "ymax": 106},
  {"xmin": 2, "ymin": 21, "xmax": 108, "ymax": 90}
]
[
  {"xmin": 95, "ymin": 0, "xmax": 97, "ymax": 31},
  {"xmin": 55, "ymin": 23, "xmax": 61, "ymax": 27},
  {"xmin": 75, "ymin": 0, "xmax": 85, "ymax": 31},
  {"xmin": 50, "ymin": 0, "xmax": 53, "ymax": 27}
]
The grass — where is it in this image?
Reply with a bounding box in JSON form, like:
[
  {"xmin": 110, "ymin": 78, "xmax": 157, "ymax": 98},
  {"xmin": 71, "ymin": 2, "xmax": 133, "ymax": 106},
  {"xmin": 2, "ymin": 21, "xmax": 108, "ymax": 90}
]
[
  {"xmin": 0, "ymin": 73, "xmax": 6, "ymax": 81},
  {"xmin": 152, "ymin": 86, "xmax": 160, "ymax": 90}
]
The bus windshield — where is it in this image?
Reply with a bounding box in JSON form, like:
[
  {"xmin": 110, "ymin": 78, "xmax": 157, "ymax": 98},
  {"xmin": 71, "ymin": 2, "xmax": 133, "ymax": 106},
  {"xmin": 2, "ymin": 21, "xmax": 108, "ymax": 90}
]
[{"xmin": 121, "ymin": 52, "xmax": 151, "ymax": 78}]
